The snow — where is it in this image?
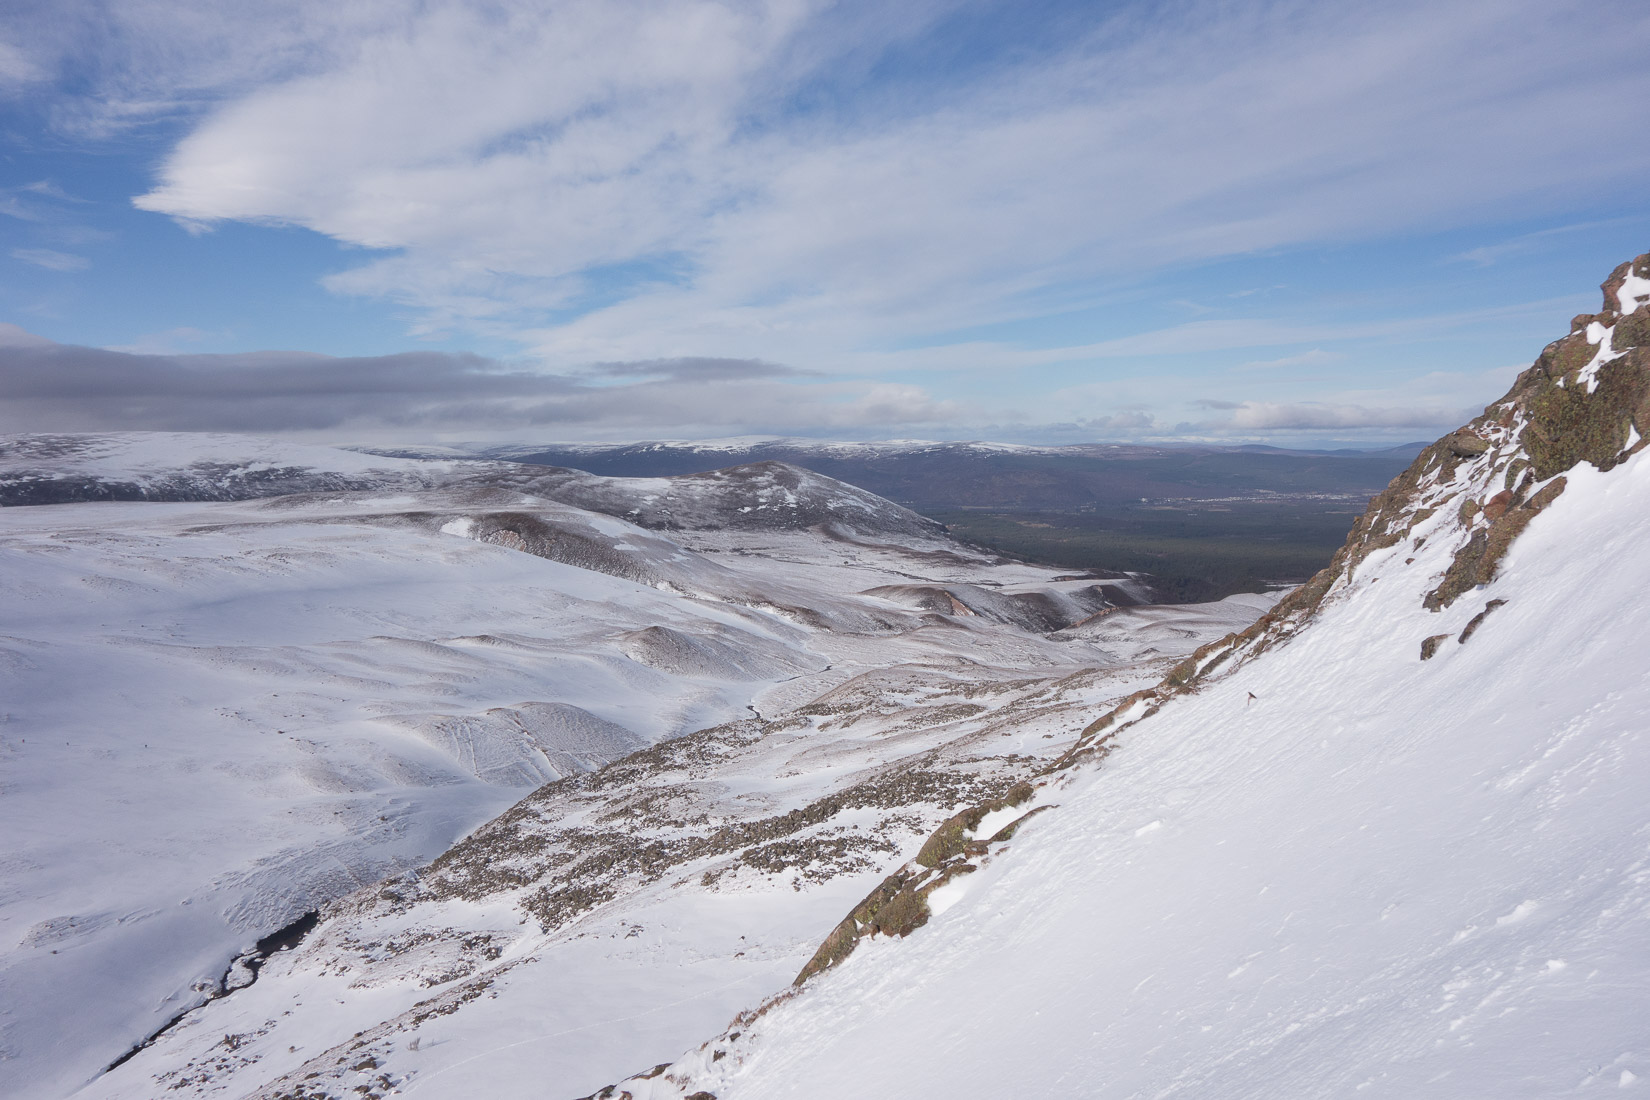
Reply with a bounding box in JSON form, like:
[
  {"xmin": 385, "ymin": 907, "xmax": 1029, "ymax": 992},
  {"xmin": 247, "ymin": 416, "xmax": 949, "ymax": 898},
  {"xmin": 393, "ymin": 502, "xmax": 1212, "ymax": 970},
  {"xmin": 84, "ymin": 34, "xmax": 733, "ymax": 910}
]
[
  {"xmin": 1058, "ymin": 590, "xmax": 1281, "ymax": 660},
  {"xmin": 0, "ymin": 435, "xmax": 1275, "ymax": 1100},
  {"xmin": 0, "ymin": 497, "xmax": 774, "ymax": 1097},
  {"xmin": 1615, "ymin": 272, "xmax": 1650, "ymax": 316},
  {"xmin": 0, "ymin": 432, "xmax": 489, "ymax": 485},
  {"xmin": 1576, "ymin": 315, "xmax": 1634, "ymax": 393},
  {"xmin": 63, "ymin": 647, "xmax": 1189, "ymax": 1100},
  {"xmin": 661, "ymin": 447, "xmax": 1650, "ymax": 1100}
]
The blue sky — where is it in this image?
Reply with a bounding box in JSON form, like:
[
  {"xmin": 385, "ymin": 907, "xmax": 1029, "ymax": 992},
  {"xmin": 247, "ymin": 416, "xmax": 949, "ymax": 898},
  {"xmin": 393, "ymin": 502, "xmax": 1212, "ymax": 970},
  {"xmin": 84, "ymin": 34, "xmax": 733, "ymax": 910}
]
[{"xmin": 2, "ymin": 0, "xmax": 1648, "ymax": 445}]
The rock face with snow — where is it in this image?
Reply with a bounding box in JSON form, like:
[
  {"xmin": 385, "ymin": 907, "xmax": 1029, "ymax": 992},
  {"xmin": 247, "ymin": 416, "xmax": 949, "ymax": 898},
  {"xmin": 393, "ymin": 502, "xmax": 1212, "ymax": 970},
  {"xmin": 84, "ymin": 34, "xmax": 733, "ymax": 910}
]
[{"xmin": 582, "ymin": 255, "xmax": 1650, "ymax": 1099}]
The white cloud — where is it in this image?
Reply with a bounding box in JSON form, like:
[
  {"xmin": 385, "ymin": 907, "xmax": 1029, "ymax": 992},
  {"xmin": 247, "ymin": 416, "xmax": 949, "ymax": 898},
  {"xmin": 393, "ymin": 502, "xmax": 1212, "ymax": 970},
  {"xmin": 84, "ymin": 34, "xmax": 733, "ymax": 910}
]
[
  {"xmin": 832, "ymin": 383, "xmax": 960, "ymax": 427},
  {"xmin": 1223, "ymin": 401, "xmax": 1469, "ymax": 431},
  {"xmin": 1235, "ymin": 348, "xmax": 1343, "ymax": 371},
  {"xmin": 0, "ymin": 0, "xmax": 414, "ymax": 136},
  {"xmin": 104, "ymin": 327, "xmax": 214, "ymax": 355},
  {"xmin": 1445, "ymin": 218, "xmax": 1640, "ymax": 267},
  {"xmin": 89, "ymin": 0, "xmax": 1647, "ymax": 367},
  {"xmin": 0, "ymin": 36, "xmax": 43, "ymax": 87},
  {"xmin": 10, "ymin": 247, "xmax": 90, "ymax": 272}
]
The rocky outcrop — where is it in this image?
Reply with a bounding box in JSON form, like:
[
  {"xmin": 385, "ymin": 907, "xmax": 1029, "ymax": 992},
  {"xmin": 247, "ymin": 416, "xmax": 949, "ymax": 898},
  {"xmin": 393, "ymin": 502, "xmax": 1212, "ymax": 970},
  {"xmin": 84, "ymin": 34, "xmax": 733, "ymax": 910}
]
[
  {"xmin": 791, "ymin": 781, "xmax": 1042, "ymax": 986},
  {"xmin": 1054, "ymin": 251, "xmax": 1650, "ymax": 768}
]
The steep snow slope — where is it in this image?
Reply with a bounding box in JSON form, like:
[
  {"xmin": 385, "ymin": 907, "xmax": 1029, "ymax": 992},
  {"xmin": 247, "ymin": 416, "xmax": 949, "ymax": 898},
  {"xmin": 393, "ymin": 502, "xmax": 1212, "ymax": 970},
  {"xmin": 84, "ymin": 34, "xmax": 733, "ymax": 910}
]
[{"xmin": 594, "ymin": 255, "xmax": 1650, "ymax": 1099}]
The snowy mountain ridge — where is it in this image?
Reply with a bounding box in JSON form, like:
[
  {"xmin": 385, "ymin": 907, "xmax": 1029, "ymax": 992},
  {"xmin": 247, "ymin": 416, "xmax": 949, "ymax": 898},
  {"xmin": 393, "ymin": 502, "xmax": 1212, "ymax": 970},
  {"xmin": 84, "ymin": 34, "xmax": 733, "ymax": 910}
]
[
  {"xmin": 425, "ymin": 434, "xmax": 1422, "ymax": 518},
  {"xmin": 577, "ymin": 255, "xmax": 1650, "ymax": 1098},
  {"xmin": 0, "ymin": 433, "xmax": 945, "ymax": 545},
  {"xmin": 409, "ymin": 436, "xmax": 1418, "ymax": 463}
]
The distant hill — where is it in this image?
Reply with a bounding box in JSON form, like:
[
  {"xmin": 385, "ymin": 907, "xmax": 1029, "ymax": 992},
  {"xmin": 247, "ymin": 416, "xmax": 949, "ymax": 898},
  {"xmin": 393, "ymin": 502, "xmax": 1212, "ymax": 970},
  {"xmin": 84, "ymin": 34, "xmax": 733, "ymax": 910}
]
[{"xmin": 450, "ymin": 438, "xmax": 1426, "ymax": 512}]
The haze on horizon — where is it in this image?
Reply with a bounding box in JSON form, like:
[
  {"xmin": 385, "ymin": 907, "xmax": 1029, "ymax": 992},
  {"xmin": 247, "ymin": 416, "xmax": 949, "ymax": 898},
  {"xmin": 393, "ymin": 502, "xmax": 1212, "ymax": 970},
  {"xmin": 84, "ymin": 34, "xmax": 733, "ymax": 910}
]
[{"xmin": 2, "ymin": 0, "xmax": 1648, "ymax": 447}]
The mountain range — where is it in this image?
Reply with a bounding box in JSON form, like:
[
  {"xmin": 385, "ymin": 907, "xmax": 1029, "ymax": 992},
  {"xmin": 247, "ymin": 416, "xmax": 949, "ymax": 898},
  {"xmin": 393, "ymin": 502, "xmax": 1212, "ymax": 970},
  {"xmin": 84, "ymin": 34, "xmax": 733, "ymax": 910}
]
[{"xmin": 377, "ymin": 437, "xmax": 1424, "ymax": 514}]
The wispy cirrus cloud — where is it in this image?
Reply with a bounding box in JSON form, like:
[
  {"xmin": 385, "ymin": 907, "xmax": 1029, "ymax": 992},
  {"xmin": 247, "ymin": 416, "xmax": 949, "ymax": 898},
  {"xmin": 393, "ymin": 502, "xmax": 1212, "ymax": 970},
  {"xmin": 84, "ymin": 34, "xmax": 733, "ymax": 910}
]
[
  {"xmin": 10, "ymin": 247, "xmax": 90, "ymax": 272},
  {"xmin": 1446, "ymin": 218, "xmax": 1645, "ymax": 267},
  {"xmin": 1235, "ymin": 348, "xmax": 1343, "ymax": 371},
  {"xmin": 29, "ymin": 0, "xmax": 1632, "ymax": 367}
]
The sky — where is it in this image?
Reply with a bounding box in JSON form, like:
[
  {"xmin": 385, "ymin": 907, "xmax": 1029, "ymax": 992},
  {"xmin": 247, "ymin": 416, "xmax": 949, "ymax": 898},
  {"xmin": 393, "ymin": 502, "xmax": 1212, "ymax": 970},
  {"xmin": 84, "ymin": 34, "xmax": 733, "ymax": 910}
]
[{"xmin": 1, "ymin": 0, "xmax": 1648, "ymax": 447}]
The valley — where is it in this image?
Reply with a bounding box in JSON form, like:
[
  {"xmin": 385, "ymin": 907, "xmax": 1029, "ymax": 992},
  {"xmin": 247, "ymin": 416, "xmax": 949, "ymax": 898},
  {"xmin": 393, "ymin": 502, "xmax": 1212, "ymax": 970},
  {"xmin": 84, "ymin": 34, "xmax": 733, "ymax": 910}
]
[
  {"xmin": 430, "ymin": 439, "xmax": 1419, "ymax": 602},
  {"xmin": 0, "ymin": 438, "xmax": 1268, "ymax": 1099}
]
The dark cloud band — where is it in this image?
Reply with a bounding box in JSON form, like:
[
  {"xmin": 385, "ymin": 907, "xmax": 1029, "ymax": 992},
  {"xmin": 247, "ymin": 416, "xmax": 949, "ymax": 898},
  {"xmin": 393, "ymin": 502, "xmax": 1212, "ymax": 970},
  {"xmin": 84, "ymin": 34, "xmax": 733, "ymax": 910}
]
[{"xmin": 0, "ymin": 332, "xmax": 936, "ymax": 435}]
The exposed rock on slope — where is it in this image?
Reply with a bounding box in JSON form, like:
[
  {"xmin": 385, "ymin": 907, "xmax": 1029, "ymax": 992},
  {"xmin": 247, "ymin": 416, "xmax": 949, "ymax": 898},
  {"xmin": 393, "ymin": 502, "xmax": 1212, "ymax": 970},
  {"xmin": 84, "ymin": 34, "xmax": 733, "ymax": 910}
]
[{"xmin": 763, "ymin": 254, "xmax": 1650, "ymax": 1001}]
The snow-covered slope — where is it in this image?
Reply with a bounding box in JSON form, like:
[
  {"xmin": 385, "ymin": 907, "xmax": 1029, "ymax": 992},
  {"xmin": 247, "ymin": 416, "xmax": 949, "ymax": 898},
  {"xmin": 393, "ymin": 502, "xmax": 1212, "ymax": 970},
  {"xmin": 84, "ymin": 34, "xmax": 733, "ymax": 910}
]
[
  {"xmin": 0, "ymin": 433, "xmax": 502, "ymax": 505},
  {"xmin": 0, "ymin": 440, "xmax": 1245, "ymax": 1099},
  {"xmin": 499, "ymin": 460, "xmax": 947, "ymax": 540},
  {"xmin": 585, "ymin": 256, "xmax": 1650, "ymax": 1098},
  {"xmin": 0, "ymin": 434, "xmax": 946, "ymax": 544}
]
